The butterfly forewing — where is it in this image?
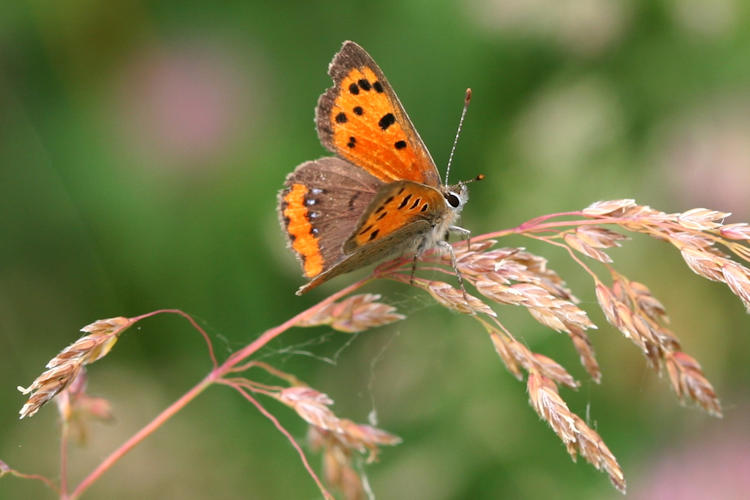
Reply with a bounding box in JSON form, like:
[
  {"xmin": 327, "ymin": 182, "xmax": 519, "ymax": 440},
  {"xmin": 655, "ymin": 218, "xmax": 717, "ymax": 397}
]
[{"xmin": 316, "ymin": 41, "xmax": 441, "ymax": 186}]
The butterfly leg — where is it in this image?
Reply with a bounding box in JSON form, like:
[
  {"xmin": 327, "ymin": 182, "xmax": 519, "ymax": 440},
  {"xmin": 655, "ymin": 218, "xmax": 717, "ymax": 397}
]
[
  {"xmin": 409, "ymin": 253, "xmax": 419, "ymax": 285},
  {"xmin": 436, "ymin": 239, "xmax": 475, "ymax": 315},
  {"xmin": 449, "ymin": 225, "xmax": 472, "ymax": 251}
]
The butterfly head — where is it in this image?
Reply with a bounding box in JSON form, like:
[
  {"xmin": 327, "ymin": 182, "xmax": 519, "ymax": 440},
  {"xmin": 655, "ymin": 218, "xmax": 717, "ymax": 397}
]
[
  {"xmin": 443, "ymin": 173, "xmax": 482, "ymax": 215},
  {"xmin": 442, "ymin": 183, "xmax": 469, "ymax": 215}
]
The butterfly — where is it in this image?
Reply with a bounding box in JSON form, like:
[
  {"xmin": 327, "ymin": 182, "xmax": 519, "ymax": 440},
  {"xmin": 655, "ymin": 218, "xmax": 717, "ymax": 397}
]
[{"xmin": 278, "ymin": 41, "xmax": 472, "ymax": 295}]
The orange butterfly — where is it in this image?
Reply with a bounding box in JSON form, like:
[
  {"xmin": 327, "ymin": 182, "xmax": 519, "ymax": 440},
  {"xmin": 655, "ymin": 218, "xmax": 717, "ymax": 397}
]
[{"xmin": 279, "ymin": 41, "xmax": 471, "ymax": 295}]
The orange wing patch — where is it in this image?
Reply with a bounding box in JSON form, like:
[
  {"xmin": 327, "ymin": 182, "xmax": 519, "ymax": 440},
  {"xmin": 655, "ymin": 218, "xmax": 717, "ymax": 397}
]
[
  {"xmin": 316, "ymin": 42, "xmax": 441, "ymax": 187},
  {"xmin": 281, "ymin": 183, "xmax": 324, "ymax": 277},
  {"xmin": 331, "ymin": 67, "xmax": 433, "ymax": 184},
  {"xmin": 347, "ymin": 183, "xmax": 444, "ymax": 249}
]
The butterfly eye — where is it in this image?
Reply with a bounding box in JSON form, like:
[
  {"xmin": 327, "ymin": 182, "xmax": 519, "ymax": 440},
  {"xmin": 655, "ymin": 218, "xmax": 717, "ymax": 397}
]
[{"xmin": 445, "ymin": 192, "xmax": 461, "ymax": 208}]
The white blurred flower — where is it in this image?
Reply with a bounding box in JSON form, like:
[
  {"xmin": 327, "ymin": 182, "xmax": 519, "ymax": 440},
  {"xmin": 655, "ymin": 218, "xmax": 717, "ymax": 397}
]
[
  {"xmin": 667, "ymin": 0, "xmax": 738, "ymax": 38},
  {"xmin": 466, "ymin": 0, "xmax": 630, "ymax": 56},
  {"xmin": 514, "ymin": 77, "xmax": 623, "ymax": 172}
]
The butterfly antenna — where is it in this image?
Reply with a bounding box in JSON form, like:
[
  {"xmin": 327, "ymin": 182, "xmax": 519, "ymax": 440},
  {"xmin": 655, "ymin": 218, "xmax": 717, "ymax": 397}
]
[{"xmin": 444, "ymin": 88, "xmax": 472, "ymax": 186}]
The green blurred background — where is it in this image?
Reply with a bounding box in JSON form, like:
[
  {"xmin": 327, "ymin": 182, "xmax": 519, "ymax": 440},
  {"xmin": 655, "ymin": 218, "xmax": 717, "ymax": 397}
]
[{"xmin": 2, "ymin": 1, "xmax": 750, "ymax": 498}]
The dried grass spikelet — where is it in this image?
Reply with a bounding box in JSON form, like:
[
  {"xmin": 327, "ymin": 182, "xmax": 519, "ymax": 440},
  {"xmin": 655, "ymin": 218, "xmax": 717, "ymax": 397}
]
[
  {"xmin": 457, "ymin": 246, "xmax": 602, "ymax": 380},
  {"xmin": 480, "ymin": 320, "xmax": 579, "ymax": 388},
  {"xmin": 456, "ymin": 245, "xmax": 595, "ymax": 335},
  {"xmin": 679, "ymin": 249, "xmax": 750, "ymax": 312},
  {"xmin": 436, "ymin": 242, "xmax": 602, "ymax": 381},
  {"xmin": 527, "ymin": 372, "xmax": 625, "ymax": 493},
  {"xmin": 278, "ymin": 386, "xmax": 401, "ymax": 462},
  {"xmin": 563, "ymin": 226, "xmax": 628, "ymax": 263},
  {"xmin": 421, "ymin": 280, "xmax": 497, "ymax": 317},
  {"xmin": 665, "ymin": 351, "xmax": 722, "ymax": 417},
  {"xmin": 308, "ymin": 426, "xmax": 364, "ymax": 500},
  {"xmin": 582, "ymin": 199, "xmax": 638, "ymax": 216},
  {"xmin": 17, "ymin": 317, "xmax": 131, "ymax": 419},
  {"xmin": 474, "ymin": 279, "xmax": 596, "ymax": 336},
  {"xmin": 595, "ymin": 277, "xmax": 722, "ymax": 415},
  {"xmin": 456, "ymin": 246, "xmax": 579, "ymax": 302},
  {"xmin": 583, "ymin": 200, "xmax": 750, "ymax": 312},
  {"xmin": 398, "ymin": 199, "xmax": 748, "ymax": 491},
  {"xmin": 277, "ymin": 386, "xmax": 399, "ymax": 499},
  {"xmin": 720, "ymin": 222, "xmax": 750, "ymax": 240},
  {"xmin": 296, "ymin": 293, "xmax": 405, "ymax": 333},
  {"xmin": 567, "ymin": 325, "xmax": 601, "ymax": 382},
  {"xmin": 296, "ymin": 387, "xmax": 401, "ymax": 500}
]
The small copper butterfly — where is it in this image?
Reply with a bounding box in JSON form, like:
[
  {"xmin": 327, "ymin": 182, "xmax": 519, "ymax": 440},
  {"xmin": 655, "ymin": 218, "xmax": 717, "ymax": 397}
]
[{"xmin": 279, "ymin": 41, "xmax": 472, "ymax": 295}]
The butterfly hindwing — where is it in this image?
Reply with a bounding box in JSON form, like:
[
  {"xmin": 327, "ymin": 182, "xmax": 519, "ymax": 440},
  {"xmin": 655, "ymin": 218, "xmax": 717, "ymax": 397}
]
[
  {"xmin": 316, "ymin": 41, "xmax": 441, "ymax": 186},
  {"xmin": 278, "ymin": 157, "xmax": 382, "ymax": 280},
  {"xmin": 297, "ymin": 215, "xmax": 433, "ymax": 295}
]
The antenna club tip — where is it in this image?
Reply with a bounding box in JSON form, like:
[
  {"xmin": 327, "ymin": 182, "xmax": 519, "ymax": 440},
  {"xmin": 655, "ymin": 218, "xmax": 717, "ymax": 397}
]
[
  {"xmin": 464, "ymin": 88, "xmax": 472, "ymax": 103},
  {"xmin": 476, "ymin": 173, "xmax": 485, "ymax": 181}
]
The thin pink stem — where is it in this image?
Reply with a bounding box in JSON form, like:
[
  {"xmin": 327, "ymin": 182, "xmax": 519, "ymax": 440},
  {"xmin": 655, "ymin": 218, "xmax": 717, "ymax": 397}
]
[
  {"xmin": 516, "ymin": 211, "xmax": 584, "ymax": 230},
  {"xmin": 221, "ymin": 381, "xmax": 333, "ymax": 500},
  {"xmin": 71, "ymin": 276, "xmax": 373, "ymax": 498},
  {"xmin": 524, "ymin": 233, "xmax": 601, "ymax": 282},
  {"xmin": 70, "ymin": 374, "xmax": 214, "ymax": 499},
  {"xmin": 1, "ymin": 466, "xmax": 60, "ymax": 494},
  {"xmin": 474, "ymin": 213, "xmax": 653, "ymax": 242},
  {"xmin": 129, "ymin": 309, "xmax": 218, "ymax": 368},
  {"xmin": 60, "ymin": 420, "xmax": 69, "ymax": 499}
]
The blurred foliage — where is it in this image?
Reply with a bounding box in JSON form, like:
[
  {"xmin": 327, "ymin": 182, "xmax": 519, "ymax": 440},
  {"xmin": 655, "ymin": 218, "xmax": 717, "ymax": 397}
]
[{"xmin": 2, "ymin": 0, "xmax": 750, "ymax": 499}]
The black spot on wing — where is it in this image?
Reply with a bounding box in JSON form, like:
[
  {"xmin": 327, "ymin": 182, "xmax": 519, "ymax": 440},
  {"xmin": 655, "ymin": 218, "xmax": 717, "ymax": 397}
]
[
  {"xmin": 335, "ymin": 112, "xmax": 348, "ymax": 123},
  {"xmin": 353, "ymin": 106, "xmax": 363, "ymax": 115},
  {"xmin": 348, "ymin": 192, "xmax": 361, "ymax": 210},
  {"xmin": 378, "ymin": 113, "xmax": 395, "ymax": 130},
  {"xmin": 398, "ymin": 194, "xmax": 412, "ymax": 209},
  {"xmin": 368, "ymin": 229, "xmax": 380, "ymax": 241},
  {"xmin": 373, "ymin": 81, "xmax": 384, "ymax": 93},
  {"xmin": 394, "ymin": 140, "xmax": 406, "ymax": 150},
  {"xmin": 358, "ymin": 79, "xmax": 371, "ymax": 91},
  {"xmin": 349, "ymin": 83, "xmax": 359, "ymax": 95}
]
